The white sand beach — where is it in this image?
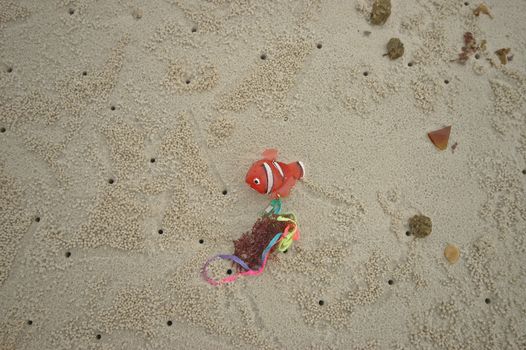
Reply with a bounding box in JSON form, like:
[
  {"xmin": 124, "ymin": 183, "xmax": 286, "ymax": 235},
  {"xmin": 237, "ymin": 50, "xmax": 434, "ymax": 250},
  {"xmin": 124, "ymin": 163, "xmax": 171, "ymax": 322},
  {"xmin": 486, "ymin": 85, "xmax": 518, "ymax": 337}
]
[{"xmin": 1, "ymin": 0, "xmax": 525, "ymax": 349}]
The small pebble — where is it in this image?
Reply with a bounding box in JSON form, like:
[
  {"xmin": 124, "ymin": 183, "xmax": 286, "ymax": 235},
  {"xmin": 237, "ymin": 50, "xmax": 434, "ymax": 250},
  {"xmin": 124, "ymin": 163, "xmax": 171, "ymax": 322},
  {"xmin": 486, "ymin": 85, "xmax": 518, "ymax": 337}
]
[
  {"xmin": 370, "ymin": 0, "xmax": 391, "ymax": 25},
  {"xmin": 409, "ymin": 214, "xmax": 432, "ymax": 238},
  {"xmin": 444, "ymin": 244, "xmax": 460, "ymax": 264},
  {"xmin": 384, "ymin": 38, "xmax": 404, "ymax": 60},
  {"xmin": 132, "ymin": 8, "xmax": 143, "ymax": 19}
]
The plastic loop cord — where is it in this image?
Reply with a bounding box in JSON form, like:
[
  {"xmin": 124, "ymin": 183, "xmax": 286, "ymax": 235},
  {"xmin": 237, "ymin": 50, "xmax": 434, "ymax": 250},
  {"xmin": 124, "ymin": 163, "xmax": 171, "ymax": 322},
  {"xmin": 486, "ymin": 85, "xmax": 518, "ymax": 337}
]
[
  {"xmin": 201, "ymin": 232, "xmax": 282, "ymax": 286},
  {"xmin": 261, "ymin": 198, "xmax": 282, "ymax": 216},
  {"xmin": 202, "ymin": 198, "xmax": 299, "ymax": 286}
]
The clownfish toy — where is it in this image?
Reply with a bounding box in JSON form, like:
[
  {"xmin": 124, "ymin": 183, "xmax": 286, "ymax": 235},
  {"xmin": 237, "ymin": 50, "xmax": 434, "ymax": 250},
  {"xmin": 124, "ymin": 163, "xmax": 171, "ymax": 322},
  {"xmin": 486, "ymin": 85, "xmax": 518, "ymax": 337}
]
[{"xmin": 245, "ymin": 149, "xmax": 305, "ymax": 198}]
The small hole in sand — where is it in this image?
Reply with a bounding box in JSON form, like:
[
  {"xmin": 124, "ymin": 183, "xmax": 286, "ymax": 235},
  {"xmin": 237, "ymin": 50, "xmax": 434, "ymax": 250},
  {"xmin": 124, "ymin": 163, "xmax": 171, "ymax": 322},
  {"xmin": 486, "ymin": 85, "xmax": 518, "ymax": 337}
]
[
  {"xmin": 363, "ymin": 71, "xmax": 369, "ymax": 76},
  {"xmin": 27, "ymin": 320, "xmax": 33, "ymax": 325},
  {"xmin": 167, "ymin": 320, "xmax": 173, "ymax": 326},
  {"xmin": 65, "ymin": 251, "xmax": 71, "ymax": 258},
  {"xmin": 260, "ymin": 53, "xmax": 267, "ymax": 60},
  {"xmin": 191, "ymin": 26, "xmax": 197, "ymax": 33},
  {"xmin": 222, "ymin": 190, "xmax": 227, "ymax": 195},
  {"xmin": 388, "ymin": 279, "xmax": 394, "ymax": 285},
  {"xmin": 316, "ymin": 43, "xmax": 322, "ymax": 49},
  {"xmin": 283, "ymin": 249, "xmax": 288, "ymax": 254},
  {"xmin": 284, "ymin": 117, "xmax": 288, "ymax": 121},
  {"xmin": 96, "ymin": 334, "xmax": 101, "ymax": 340},
  {"xmin": 485, "ymin": 298, "xmax": 491, "ymax": 304},
  {"xmin": 408, "ymin": 62, "xmax": 414, "ymax": 67},
  {"xmin": 226, "ymin": 269, "xmax": 232, "ymax": 275},
  {"xmin": 82, "ymin": 71, "xmax": 87, "ymax": 76},
  {"xmin": 110, "ymin": 106, "xmax": 116, "ymax": 111},
  {"xmin": 158, "ymin": 229, "xmax": 163, "ymax": 235},
  {"xmin": 69, "ymin": 8, "xmax": 75, "ymax": 15},
  {"xmin": 185, "ymin": 79, "xmax": 191, "ymax": 84},
  {"xmin": 406, "ymin": 231, "xmax": 411, "ymax": 236},
  {"xmin": 464, "ymin": 2, "xmax": 469, "ymax": 6},
  {"xmin": 475, "ymin": 54, "xmax": 480, "ymax": 59},
  {"xmin": 0, "ymin": 127, "xmax": 6, "ymax": 133},
  {"xmin": 318, "ymin": 300, "xmax": 324, "ymax": 306},
  {"xmin": 7, "ymin": 67, "xmax": 13, "ymax": 73},
  {"xmin": 108, "ymin": 178, "xmax": 115, "ymax": 184},
  {"xmin": 199, "ymin": 239, "xmax": 204, "ymax": 244},
  {"xmin": 522, "ymin": 169, "xmax": 526, "ymax": 175},
  {"xmin": 444, "ymin": 79, "xmax": 449, "ymax": 84},
  {"xmin": 35, "ymin": 217, "xmax": 40, "ymax": 223},
  {"xmin": 150, "ymin": 158, "xmax": 156, "ymax": 163}
]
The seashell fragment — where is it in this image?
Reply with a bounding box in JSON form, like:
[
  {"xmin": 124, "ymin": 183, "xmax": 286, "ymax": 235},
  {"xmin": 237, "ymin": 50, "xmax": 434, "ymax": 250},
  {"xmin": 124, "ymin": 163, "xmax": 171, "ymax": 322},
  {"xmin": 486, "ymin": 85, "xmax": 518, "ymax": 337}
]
[
  {"xmin": 495, "ymin": 48, "xmax": 511, "ymax": 65},
  {"xmin": 444, "ymin": 244, "xmax": 460, "ymax": 264},
  {"xmin": 473, "ymin": 4, "xmax": 493, "ymax": 18},
  {"xmin": 428, "ymin": 126, "xmax": 451, "ymax": 150}
]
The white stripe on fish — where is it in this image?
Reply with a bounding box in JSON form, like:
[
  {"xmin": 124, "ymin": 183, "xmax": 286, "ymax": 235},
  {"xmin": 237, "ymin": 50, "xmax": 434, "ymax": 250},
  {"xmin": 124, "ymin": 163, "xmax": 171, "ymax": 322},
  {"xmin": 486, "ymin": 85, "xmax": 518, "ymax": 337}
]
[
  {"xmin": 298, "ymin": 161, "xmax": 305, "ymax": 178},
  {"xmin": 272, "ymin": 161, "xmax": 285, "ymax": 179},
  {"xmin": 262, "ymin": 162, "xmax": 274, "ymax": 194}
]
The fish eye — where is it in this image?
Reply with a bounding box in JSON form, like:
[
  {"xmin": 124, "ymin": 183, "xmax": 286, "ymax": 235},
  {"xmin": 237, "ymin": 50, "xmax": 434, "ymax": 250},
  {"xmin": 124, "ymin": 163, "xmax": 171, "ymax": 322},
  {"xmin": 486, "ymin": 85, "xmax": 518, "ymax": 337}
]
[{"xmin": 254, "ymin": 178, "xmax": 260, "ymax": 185}]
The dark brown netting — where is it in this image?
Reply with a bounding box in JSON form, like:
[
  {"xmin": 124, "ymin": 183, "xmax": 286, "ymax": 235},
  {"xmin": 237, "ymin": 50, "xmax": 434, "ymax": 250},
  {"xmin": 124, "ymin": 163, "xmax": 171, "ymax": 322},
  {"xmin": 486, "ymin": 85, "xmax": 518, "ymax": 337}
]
[{"xmin": 233, "ymin": 215, "xmax": 288, "ymax": 271}]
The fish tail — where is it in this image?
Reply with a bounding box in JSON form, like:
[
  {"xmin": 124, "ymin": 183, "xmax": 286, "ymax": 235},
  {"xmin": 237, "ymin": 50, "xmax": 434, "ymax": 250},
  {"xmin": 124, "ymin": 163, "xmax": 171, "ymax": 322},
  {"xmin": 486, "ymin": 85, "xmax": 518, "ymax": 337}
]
[{"xmin": 294, "ymin": 161, "xmax": 305, "ymax": 179}]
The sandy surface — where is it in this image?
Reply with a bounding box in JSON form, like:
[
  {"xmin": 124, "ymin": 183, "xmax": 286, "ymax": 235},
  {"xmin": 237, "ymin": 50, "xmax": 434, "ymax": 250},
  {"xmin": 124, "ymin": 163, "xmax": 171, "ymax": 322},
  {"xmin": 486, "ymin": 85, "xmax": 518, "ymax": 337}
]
[{"xmin": 1, "ymin": 0, "xmax": 525, "ymax": 349}]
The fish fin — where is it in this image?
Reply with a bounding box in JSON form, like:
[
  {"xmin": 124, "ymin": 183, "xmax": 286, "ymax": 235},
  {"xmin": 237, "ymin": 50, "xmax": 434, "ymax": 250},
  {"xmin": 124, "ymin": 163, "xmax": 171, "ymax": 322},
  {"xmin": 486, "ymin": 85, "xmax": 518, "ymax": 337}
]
[
  {"xmin": 262, "ymin": 148, "xmax": 278, "ymax": 160},
  {"xmin": 275, "ymin": 177, "xmax": 296, "ymax": 198}
]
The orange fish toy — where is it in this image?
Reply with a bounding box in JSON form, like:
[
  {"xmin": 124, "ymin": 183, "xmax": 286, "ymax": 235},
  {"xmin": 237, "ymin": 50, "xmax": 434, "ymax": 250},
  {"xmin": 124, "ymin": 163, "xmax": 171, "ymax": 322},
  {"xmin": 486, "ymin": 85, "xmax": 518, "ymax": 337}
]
[{"xmin": 245, "ymin": 149, "xmax": 305, "ymax": 198}]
